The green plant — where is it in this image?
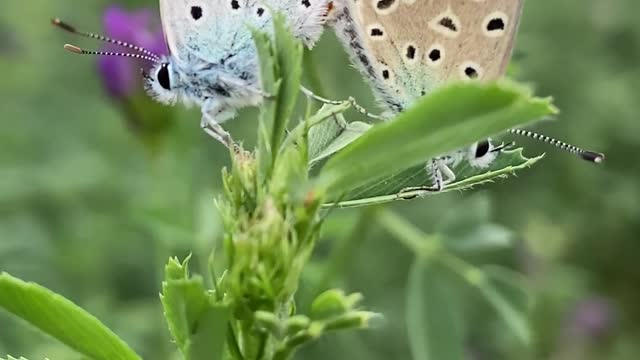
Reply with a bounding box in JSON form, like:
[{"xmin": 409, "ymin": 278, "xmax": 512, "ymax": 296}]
[{"xmin": 0, "ymin": 14, "xmax": 555, "ymax": 360}]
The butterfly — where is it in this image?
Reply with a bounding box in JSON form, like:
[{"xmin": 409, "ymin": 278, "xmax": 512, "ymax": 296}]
[
  {"xmin": 55, "ymin": 0, "xmax": 334, "ymax": 148},
  {"xmin": 330, "ymin": 0, "xmax": 602, "ymax": 190}
]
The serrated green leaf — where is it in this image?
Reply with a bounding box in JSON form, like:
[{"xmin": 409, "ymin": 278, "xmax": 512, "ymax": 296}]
[
  {"xmin": 1, "ymin": 356, "xmax": 30, "ymax": 360},
  {"xmin": 328, "ymin": 148, "xmax": 542, "ymax": 207},
  {"xmin": 0, "ymin": 272, "xmax": 141, "ymax": 360},
  {"xmin": 161, "ymin": 259, "xmax": 230, "ymax": 360},
  {"xmin": 186, "ymin": 305, "xmax": 232, "ymax": 360},
  {"xmin": 316, "ymin": 81, "xmax": 555, "ymax": 200},
  {"xmin": 407, "ymin": 261, "xmax": 464, "ymax": 360},
  {"xmin": 476, "ymin": 266, "xmax": 532, "ymax": 345}
]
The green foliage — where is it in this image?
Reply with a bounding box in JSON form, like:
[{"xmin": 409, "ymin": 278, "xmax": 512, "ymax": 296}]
[
  {"xmin": 160, "ymin": 256, "xmax": 230, "ymax": 360},
  {"xmin": 0, "ymin": 273, "xmax": 141, "ymax": 360},
  {"xmin": 377, "ymin": 209, "xmax": 533, "ymax": 358},
  {"xmin": 316, "ymin": 82, "xmax": 555, "ymax": 200},
  {"xmin": 475, "ymin": 266, "xmax": 532, "ymax": 345},
  {"xmin": 407, "ymin": 261, "xmax": 464, "ymax": 360},
  {"xmin": 2, "ymin": 1, "xmax": 628, "ymax": 360}
]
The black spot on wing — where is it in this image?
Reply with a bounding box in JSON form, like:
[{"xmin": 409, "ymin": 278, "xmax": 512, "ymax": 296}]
[
  {"xmin": 376, "ymin": 0, "xmax": 395, "ymax": 10},
  {"xmin": 439, "ymin": 17, "xmax": 457, "ymax": 31},
  {"xmin": 487, "ymin": 18, "xmax": 505, "ymax": 31},
  {"xmin": 190, "ymin": 6, "xmax": 203, "ymax": 20}
]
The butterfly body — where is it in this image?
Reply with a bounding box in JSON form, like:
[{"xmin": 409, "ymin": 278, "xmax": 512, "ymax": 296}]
[
  {"xmin": 144, "ymin": 0, "xmax": 332, "ymax": 139},
  {"xmin": 332, "ymin": 0, "xmax": 524, "ymax": 188}
]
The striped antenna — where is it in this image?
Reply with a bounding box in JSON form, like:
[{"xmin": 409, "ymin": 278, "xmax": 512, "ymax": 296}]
[
  {"xmin": 52, "ymin": 18, "xmax": 161, "ymax": 62},
  {"xmin": 509, "ymin": 129, "xmax": 605, "ymax": 164},
  {"xmin": 63, "ymin": 44, "xmax": 159, "ymax": 64}
]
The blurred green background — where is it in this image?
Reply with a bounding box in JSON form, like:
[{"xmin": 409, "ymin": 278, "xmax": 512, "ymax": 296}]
[{"xmin": 1, "ymin": 0, "xmax": 638, "ymax": 359}]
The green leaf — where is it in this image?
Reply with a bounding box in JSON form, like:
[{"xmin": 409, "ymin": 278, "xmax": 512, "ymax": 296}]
[
  {"xmin": 252, "ymin": 12, "xmax": 303, "ymax": 181},
  {"xmin": 282, "ymin": 102, "xmax": 352, "ymax": 152},
  {"xmin": 307, "ymin": 111, "xmax": 348, "ymax": 162},
  {"xmin": 326, "ymin": 148, "xmax": 542, "ymax": 207},
  {"xmin": 0, "ymin": 272, "xmax": 141, "ymax": 360},
  {"xmin": 435, "ymin": 195, "xmax": 514, "ymax": 252},
  {"xmin": 448, "ymin": 224, "xmax": 513, "ymax": 252},
  {"xmin": 316, "ymin": 81, "xmax": 556, "ymax": 199},
  {"xmin": 407, "ymin": 260, "xmax": 464, "ymax": 360},
  {"xmin": 310, "ymin": 120, "xmax": 372, "ymax": 166},
  {"xmin": 161, "ymin": 257, "xmax": 230, "ymax": 360},
  {"xmin": 1, "ymin": 356, "xmax": 31, "ymax": 360},
  {"xmin": 271, "ymin": 12, "xmax": 303, "ymax": 155},
  {"xmin": 476, "ymin": 266, "xmax": 532, "ymax": 345},
  {"xmin": 252, "ymin": 27, "xmax": 278, "ymax": 182}
]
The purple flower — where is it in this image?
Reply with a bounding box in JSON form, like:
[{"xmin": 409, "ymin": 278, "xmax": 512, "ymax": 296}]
[
  {"xmin": 563, "ymin": 296, "xmax": 617, "ymax": 340},
  {"xmin": 98, "ymin": 6, "xmax": 167, "ymax": 99}
]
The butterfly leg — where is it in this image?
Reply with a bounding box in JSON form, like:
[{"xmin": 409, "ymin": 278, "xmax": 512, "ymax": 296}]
[
  {"xmin": 300, "ymin": 85, "xmax": 384, "ymax": 120},
  {"xmin": 200, "ymin": 101, "xmax": 240, "ymax": 152},
  {"xmin": 396, "ymin": 158, "xmax": 457, "ymax": 199}
]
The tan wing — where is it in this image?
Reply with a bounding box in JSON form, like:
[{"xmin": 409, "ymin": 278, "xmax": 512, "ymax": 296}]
[{"xmin": 333, "ymin": 0, "xmax": 524, "ymax": 113}]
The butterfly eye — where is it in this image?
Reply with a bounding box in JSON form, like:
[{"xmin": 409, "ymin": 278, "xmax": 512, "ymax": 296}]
[
  {"xmin": 474, "ymin": 139, "xmax": 491, "ymax": 159},
  {"xmin": 157, "ymin": 63, "xmax": 171, "ymax": 90}
]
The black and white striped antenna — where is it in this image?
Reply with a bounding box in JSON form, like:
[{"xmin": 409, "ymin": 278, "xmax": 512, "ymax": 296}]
[
  {"xmin": 509, "ymin": 128, "xmax": 605, "ymax": 163},
  {"xmin": 52, "ymin": 18, "xmax": 161, "ymax": 62}
]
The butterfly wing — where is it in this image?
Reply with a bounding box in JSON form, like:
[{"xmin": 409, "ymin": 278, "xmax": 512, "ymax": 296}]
[
  {"xmin": 159, "ymin": 0, "xmax": 267, "ymax": 65},
  {"xmin": 159, "ymin": 0, "xmax": 332, "ymax": 65},
  {"xmin": 333, "ymin": 0, "xmax": 525, "ymax": 113}
]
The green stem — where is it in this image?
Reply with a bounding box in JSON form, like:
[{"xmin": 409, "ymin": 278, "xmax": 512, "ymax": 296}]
[
  {"xmin": 376, "ymin": 209, "xmax": 485, "ymax": 286},
  {"xmin": 376, "ymin": 209, "xmax": 441, "ymax": 256},
  {"xmin": 437, "ymin": 251, "xmax": 486, "ymax": 287},
  {"xmin": 227, "ymin": 323, "xmax": 244, "ymax": 360}
]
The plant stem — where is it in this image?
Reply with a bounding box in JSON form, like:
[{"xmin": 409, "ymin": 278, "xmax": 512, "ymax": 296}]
[
  {"xmin": 376, "ymin": 209, "xmax": 441, "ymax": 256},
  {"xmin": 376, "ymin": 209, "xmax": 485, "ymax": 286}
]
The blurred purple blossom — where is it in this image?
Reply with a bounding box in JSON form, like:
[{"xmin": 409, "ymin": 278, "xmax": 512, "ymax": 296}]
[
  {"xmin": 564, "ymin": 296, "xmax": 617, "ymax": 340},
  {"xmin": 98, "ymin": 6, "xmax": 167, "ymax": 99}
]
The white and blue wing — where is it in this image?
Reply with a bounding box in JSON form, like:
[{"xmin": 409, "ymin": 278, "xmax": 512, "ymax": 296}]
[{"xmin": 159, "ymin": 0, "xmax": 274, "ymax": 65}]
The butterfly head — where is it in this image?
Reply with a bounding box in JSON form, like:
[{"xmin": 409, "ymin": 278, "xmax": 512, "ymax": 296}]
[
  {"xmin": 467, "ymin": 139, "xmax": 514, "ymax": 169},
  {"xmin": 144, "ymin": 58, "xmax": 180, "ymax": 105},
  {"xmin": 52, "ymin": 18, "xmax": 182, "ymax": 104}
]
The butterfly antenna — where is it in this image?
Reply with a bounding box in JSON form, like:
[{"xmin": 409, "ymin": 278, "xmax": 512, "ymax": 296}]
[
  {"xmin": 509, "ymin": 128, "xmax": 605, "ymax": 164},
  {"xmin": 63, "ymin": 44, "xmax": 160, "ymax": 64},
  {"xmin": 52, "ymin": 18, "xmax": 161, "ymax": 61}
]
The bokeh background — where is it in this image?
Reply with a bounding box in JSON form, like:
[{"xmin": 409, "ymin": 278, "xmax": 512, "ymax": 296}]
[{"xmin": 1, "ymin": 0, "xmax": 638, "ymax": 359}]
